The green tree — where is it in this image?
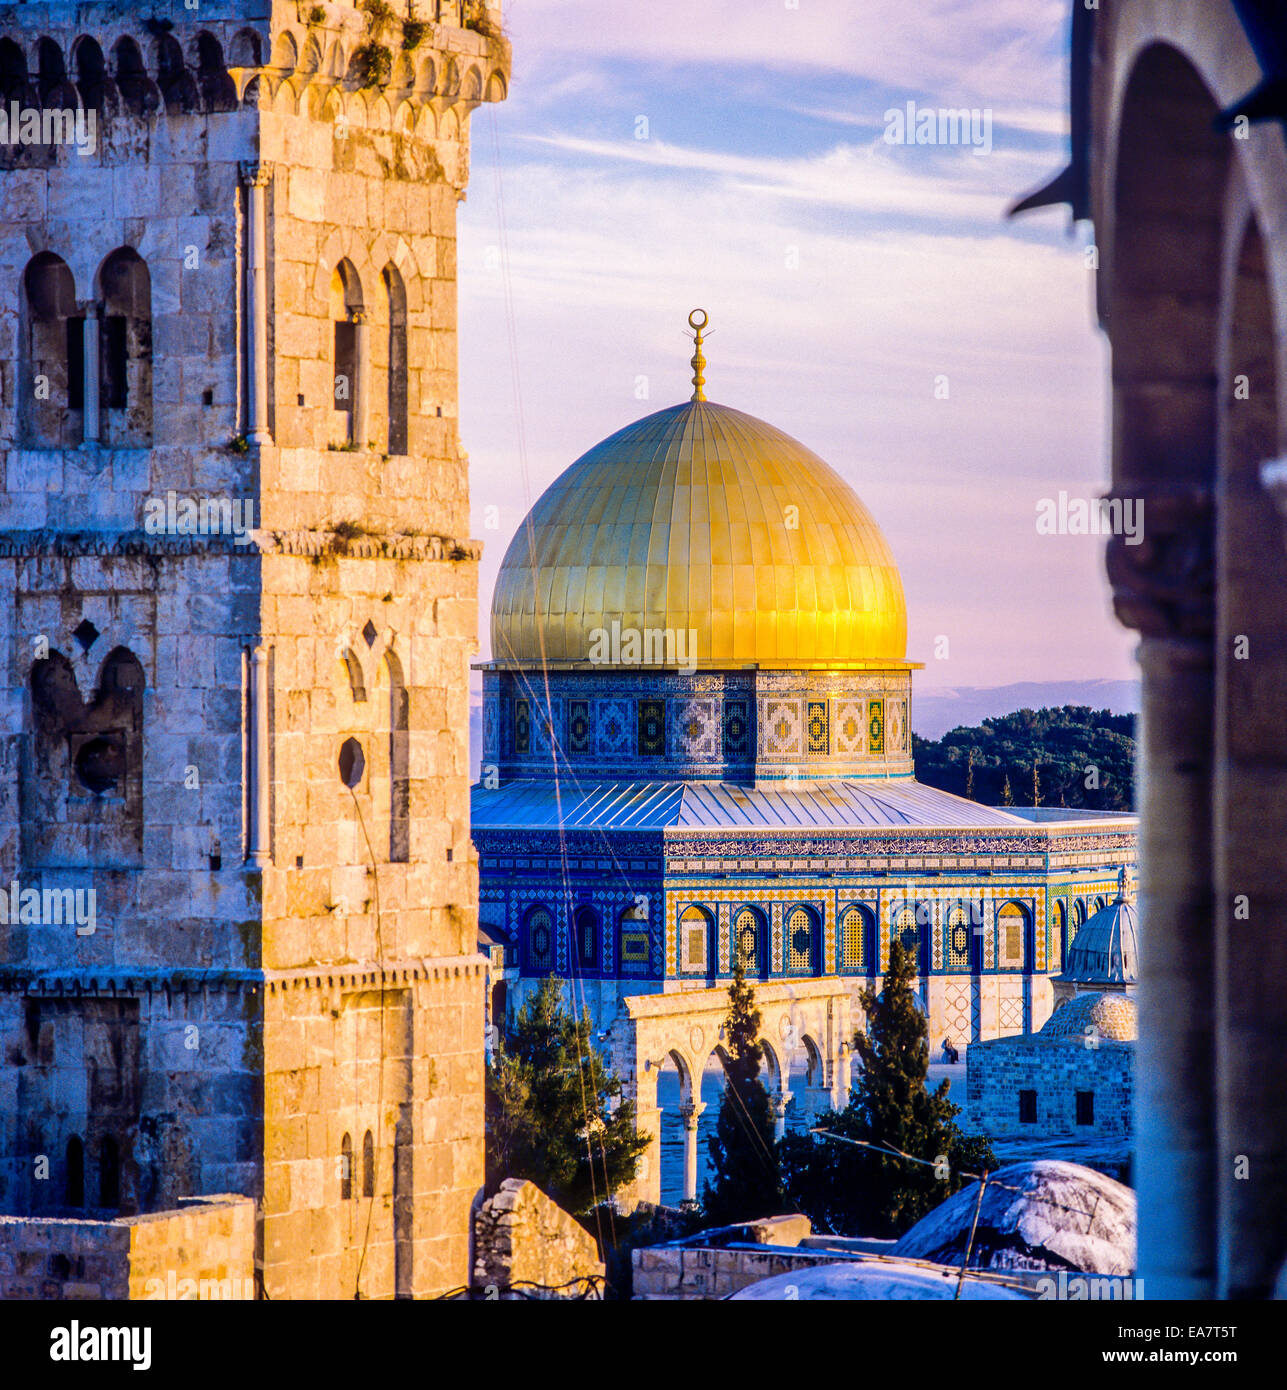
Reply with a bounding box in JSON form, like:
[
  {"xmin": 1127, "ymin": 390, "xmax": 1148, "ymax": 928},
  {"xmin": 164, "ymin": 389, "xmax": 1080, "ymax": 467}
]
[
  {"xmin": 702, "ymin": 961, "xmax": 785, "ymax": 1226},
  {"xmin": 779, "ymin": 939, "xmax": 993, "ymax": 1237},
  {"xmin": 1000, "ymin": 772, "xmax": 1014, "ymax": 806},
  {"xmin": 485, "ymin": 977, "xmax": 650, "ymax": 1216},
  {"xmin": 913, "ymin": 705, "xmax": 1136, "ymax": 811}
]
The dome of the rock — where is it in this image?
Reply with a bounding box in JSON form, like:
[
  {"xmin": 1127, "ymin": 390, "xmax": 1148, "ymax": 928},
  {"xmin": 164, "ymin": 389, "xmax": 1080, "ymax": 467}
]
[{"xmin": 490, "ymin": 399, "xmax": 907, "ymax": 670}]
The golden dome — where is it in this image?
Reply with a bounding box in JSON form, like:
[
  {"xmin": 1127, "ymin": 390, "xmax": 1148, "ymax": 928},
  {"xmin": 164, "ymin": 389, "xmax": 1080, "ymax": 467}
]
[{"xmin": 491, "ymin": 399, "xmax": 908, "ymax": 670}]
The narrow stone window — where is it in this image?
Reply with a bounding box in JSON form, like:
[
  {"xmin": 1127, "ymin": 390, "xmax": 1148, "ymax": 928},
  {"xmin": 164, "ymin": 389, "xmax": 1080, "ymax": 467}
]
[
  {"xmin": 98, "ymin": 248, "xmax": 152, "ymax": 445},
  {"xmin": 340, "ymin": 1133, "xmax": 353, "ymax": 1200},
  {"xmin": 65, "ymin": 1136, "xmax": 84, "ymax": 1208},
  {"xmin": 362, "ymin": 1130, "xmax": 375, "ymax": 1199},
  {"xmin": 1018, "ymin": 1090, "xmax": 1037, "ymax": 1124},
  {"xmin": 331, "ymin": 260, "xmax": 364, "ymax": 447},
  {"xmin": 21, "ymin": 252, "xmax": 80, "ymax": 447},
  {"xmin": 99, "ymin": 1135, "xmax": 120, "ymax": 1208},
  {"xmin": 382, "ymin": 265, "xmax": 408, "ymax": 455},
  {"xmin": 680, "ymin": 905, "xmax": 712, "ymax": 975},
  {"xmin": 1076, "ymin": 1090, "xmax": 1095, "ymax": 1126}
]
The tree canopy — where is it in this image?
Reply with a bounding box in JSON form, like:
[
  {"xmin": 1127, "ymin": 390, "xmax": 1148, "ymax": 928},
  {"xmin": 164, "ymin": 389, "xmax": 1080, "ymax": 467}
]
[
  {"xmin": 913, "ymin": 705, "xmax": 1135, "ymax": 811},
  {"xmin": 779, "ymin": 938, "xmax": 994, "ymax": 1237},
  {"xmin": 485, "ymin": 977, "xmax": 651, "ymax": 1216}
]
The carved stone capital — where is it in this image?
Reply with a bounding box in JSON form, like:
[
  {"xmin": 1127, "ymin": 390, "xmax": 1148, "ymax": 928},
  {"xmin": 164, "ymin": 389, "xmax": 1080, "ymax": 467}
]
[
  {"xmin": 1105, "ymin": 484, "xmax": 1214, "ymax": 643},
  {"xmin": 239, "ymin": 161, "xmax": 272, "ymax": 188}
]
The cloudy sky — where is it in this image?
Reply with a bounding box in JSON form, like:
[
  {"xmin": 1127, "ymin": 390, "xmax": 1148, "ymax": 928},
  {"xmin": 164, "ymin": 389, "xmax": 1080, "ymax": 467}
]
[{"xmin": 457, "ymin": 0, "xmax": 1137, "ymax": 691}]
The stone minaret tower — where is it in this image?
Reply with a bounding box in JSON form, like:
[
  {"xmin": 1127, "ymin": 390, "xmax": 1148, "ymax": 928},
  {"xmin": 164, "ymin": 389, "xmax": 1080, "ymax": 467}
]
[{"xmin": 0, "ymin": 1, "xmax": 508, "ymax": 1298}]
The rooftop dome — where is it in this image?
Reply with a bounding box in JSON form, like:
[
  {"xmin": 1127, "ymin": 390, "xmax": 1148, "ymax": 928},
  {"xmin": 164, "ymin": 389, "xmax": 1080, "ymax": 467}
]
[
  {"xmin": 1042, "ymin": 991, "xmax": 1138, "ymax": 1043},
  {"xmin": 490, "ymin": 313, "xmax": 907, "ymax": 671},
  {"xmin": 1060, "ymin": 876, "xmax": 1138, "ymax": 986}
]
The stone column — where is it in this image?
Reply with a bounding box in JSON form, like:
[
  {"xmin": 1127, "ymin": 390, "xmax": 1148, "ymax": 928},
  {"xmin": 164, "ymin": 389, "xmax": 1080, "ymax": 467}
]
[
  {"xmin": 81, "ymin": 301, "xmax": 99, "ymax": 446},
  {"xmin": 247, "ymin": 644, "xmax": 271, "ymax": 866},
  {"xmin": 770, "ymin": 1092, "xmax": 791, "ymax": 1143},
  {"xmin": 352, "ymin": 311, "xmax": 369, "ymax": 449},
  {"xmin": 1107, "ymin": 488, "xmax": 1216, "ymax": 1300},
  {"xmin": 239, "ymin": 163, "xmax": 272, "ymax": 445},
  {"xmin": 677, "ymin": 1102, "xmax": 706, "ymax": 1203}
]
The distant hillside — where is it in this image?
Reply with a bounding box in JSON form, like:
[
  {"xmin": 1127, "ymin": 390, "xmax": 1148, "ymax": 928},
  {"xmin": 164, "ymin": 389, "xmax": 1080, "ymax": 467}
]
[
  {"xmin": 913, "ymin": 680, "xmax": 1138, "ymax": 740},
  {"xmin": 913, "ymin": 706, "xmax": 1136, "ymax": 812}
]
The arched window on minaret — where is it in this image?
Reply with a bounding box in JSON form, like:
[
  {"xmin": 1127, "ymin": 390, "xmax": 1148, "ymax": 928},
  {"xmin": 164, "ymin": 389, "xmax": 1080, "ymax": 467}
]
[
  {"xmin": 99, "ymin": 1135, "xmax": 120, "ymax": 1209},
  {"xmin": 194, "ymin": 32, "xmax": 236, "ymax": 113},
  {"xmin": 0, "ymin": 38, "xmax": 32, "ymax": 106},
  {"xmin": 65, "ymin": 1136, "xmax": 84, "ymax": 1208},
  {"xmin": 384, "ymin": 650, "xmax": 409, "ymax": 863},
  {"xmin": 340, "ymin": 1133, "xmax": 353, "ymax": 1200},
  {"xmin": 72, "ymin": 36, "xmax": 109, "ymax": 115},
  {"xmin": 362, "ymin": 1130, "xmax": 375, "ymax": 1199},
  {"xmin": 20, "ymin": 252, "xmax": 81, "ymax": 447},
  {"xmin": 381, "ymin": 265, "xmax": 409, "ymax": 455},
  {"xmin": 113, "ymin": 38, "xmax": 158, "ymax": 116},
  {"xmin": 331, "ymin": 260, "xmax": 365, "ymax": 448},
  {"xmin": 98, "ymin": 248, "xmax": 153, "ymax": 446}
]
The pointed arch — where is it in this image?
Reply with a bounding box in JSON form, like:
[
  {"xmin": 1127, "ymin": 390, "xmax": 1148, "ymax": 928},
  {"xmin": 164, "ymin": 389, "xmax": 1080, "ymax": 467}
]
[
  {"xmin": 381, "ymin": 263, "xmax": 409, "ymax": 455},
  {"xmin": 97, "ymin": 247, "xmax": 152, "ymax": 446},
  {"xmin": 155, "ymin": 33, "xmax": 198, "ymax": 113},
  {"xmin": 384, "ymin": 648, "xmax": 409, "ymax": 862},
  {"xmin": 72, "ymin": 36, "xmax": 110, "ymax": 113},
  {"xmin": 113, "ymin": 37, "xmax": 157, "ymax": 115},
  {"xmin": 270, "ymin": 30, "xmax": 298, "ymax": 73},
  {"xmin": 20, "ymin": 251, "xmax": 81, "ymax": 447},
  {"xmin": 194, "ymin": 32, "xmax": 236, "ymax": 112},
  {"xmin": 228, "ymin": 28, "xmax": 264, "ymax": 70},
  {"xmin": 361, "ymin": 1130, "xmax": 374, "ymax": 1199},
  {"xmin": 339, "ymin": 647, "xmax": 367, "ymax": 702},
  {"xmin": 340, "ymin": 1132, "xmax": 353, "ymax": 1200}
]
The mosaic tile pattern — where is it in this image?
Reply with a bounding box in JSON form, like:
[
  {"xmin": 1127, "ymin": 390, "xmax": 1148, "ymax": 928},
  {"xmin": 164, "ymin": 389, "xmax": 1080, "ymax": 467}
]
[
  {"xmin": 568, "ymin": 699, "xmax": 591, "ymax": 755},
  {"xmin": 833, "ymin": 699, "xmax": 865, "ymax": 755},
  {"xmin": 868, "ymin": 698, "xmax": 884, "ymax": 754},
  {"xmin": 596, "ymin": 698, "xmax": 633, "ymax": 755},
  {"xmin": 722, "ymin": 699, "xmax": 751, "ymax": 758},
  {"xmin": 763, "ymin": 699, "xmax": 804, "ymax": 757},
  {"xmin": 638, "ymin": 699, "xmax": 666, "ymax": 756},
  {"xmin": 806, "ymin": 700, "xmax": 829, "ymax": 755},
  {"xmin": 672, "ymin": 698, "xmax": 717, "ymax": 759}
]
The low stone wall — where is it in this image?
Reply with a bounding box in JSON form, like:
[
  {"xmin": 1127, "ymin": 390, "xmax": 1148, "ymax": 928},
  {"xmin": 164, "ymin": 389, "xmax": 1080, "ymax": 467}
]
[
  {"xmin": 0, "ymin": 1194, "xmax": 256, "ymax": 1301},
  {"xmin": 473, "ymin": 1179, "xmax": 604, "ymax": 1298},
  {"xmin": 633, "ymin": 1243, "xmax": 846, "ymax": 1300},
  {"xmin": 967, "ymin": 1037, "xmax": 1133, "ymax": 1136}
]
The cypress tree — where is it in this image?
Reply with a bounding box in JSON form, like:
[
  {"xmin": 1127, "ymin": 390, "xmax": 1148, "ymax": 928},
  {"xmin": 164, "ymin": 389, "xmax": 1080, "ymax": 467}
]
[
  {"xmin": 702, "ymin": 960, "xmax": 785, "ymax": 1225},
  {"xmin": 779, "ymin": 938, "xmax": 993, "ymax": 1237}
]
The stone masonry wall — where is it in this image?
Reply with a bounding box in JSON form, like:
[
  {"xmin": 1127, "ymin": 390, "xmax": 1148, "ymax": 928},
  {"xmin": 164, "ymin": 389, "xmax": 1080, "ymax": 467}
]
[
  {"xmin": 967, "ymin": 1036, "xmax": 1133, "ymax": 1136},
  {"xmin": 0, "ymin": 1193, "xmax": 254, "ymax": 1300},
  {"xmin": 473, "ymin": 1179, "xmax": 605, "ymax": 1299}
]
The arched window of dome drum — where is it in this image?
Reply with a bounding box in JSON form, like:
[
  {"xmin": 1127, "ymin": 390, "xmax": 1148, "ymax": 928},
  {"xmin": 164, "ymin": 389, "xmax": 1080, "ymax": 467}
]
[
  {"xmin": 573, "ymin": 905, "xmax": 599, "ymax": 973},
  {"xmin": 946, "ymin": 902, "xmax": 972, "ymax": 972},
  {"xmin": 99, "ymin": 1136, "xmax": 120, "ymax": 1208},
  {"xmin": 838, "ymin": 906, "xmax": 870, "ymax": 974},
  {"xmin": 21, "ymin": 252, "xmax": 81, "ymax": 447},
  {"xmin": 524, "ymin": 905, "xmax": 554, "ymax": 973},
  {"xmin": 785, "ymin": 905, "xmax": 819, "ymax": 975},
  {"xmin": 382, "ymin": 265, "xmax": 408, "ymax": 455},
  {"xmin": 997, "ymin": 902, "xmax": 1027, "ymax": 969},
  {"xmin": 679, "ymin": 905, "xmax": 713, "ymax": 976},
  {"xmin": 1072, "ymin": 898, "xmax": 1088, "ymax": 936},
  {"xmin": 65, "ymin": 1136, "xmax": 84, "ymax": 1208},
  {"xmin": 340, "ymin": 1132, "xmax": 353, "ymax": 1200},
  {"xmin": 98, "ymin": 248, "xmax": 153, "ymax": 446},
  {"xmin": 732, "ymin": 906, "xmax": 764, "ymax": 978},
  {"xmin": 362, "ymin": 1130, "xmax": 374, "ymax": 1198},
  {"xmin": 618, "ymin": 900, "xmax": 650, "ymax": 977}
]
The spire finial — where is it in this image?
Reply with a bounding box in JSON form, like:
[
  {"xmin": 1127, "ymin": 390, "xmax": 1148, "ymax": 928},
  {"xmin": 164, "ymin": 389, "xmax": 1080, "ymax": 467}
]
[{"xmin": 688, "ymin": 308, "xmax": 708, "ymax": 402}]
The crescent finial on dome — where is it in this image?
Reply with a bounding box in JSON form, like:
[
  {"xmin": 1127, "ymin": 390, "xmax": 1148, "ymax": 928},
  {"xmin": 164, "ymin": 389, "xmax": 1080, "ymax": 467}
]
[{"xmin": 688, "ymin": 308, "xmax": 708, "ymax": 401}]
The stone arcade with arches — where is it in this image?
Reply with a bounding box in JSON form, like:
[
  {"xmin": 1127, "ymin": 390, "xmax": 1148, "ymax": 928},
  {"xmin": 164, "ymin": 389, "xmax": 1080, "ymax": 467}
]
[{"xmin": 472, "ymin": 316, "xmax": 1138, "ymax": 1207}]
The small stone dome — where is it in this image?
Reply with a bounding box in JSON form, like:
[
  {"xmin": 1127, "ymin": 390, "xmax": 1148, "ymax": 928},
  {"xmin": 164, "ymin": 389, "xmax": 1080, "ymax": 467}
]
[
  {"xmin": 1042, "ymin": 991, "xmax": 1137, "ymax": 1043},
  {"xmin": 1060, "ymin": 885, "xmax": 1138, "ymax": 986}
]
